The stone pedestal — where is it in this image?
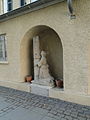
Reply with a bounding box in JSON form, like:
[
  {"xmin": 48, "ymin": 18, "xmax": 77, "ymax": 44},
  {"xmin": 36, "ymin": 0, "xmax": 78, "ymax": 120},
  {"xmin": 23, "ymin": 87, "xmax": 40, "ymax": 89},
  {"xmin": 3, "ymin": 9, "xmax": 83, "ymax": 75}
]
[
  {"xmin": 30, "ymin": 83, "xmax": 52, "ymax": 96},
  {"xmin": 37, "ymin": 78, "xmax": 52, "ymax": 86}
]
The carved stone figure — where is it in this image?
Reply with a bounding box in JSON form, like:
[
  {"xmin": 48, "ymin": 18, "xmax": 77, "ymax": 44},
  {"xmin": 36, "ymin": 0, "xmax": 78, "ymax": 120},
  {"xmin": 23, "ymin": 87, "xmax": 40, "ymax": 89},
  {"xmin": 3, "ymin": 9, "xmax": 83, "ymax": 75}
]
[
  {"xmin": 37, "ymin": 51, "xmax": 54, "ymax": 86},
  {"xmin": 33, "ymin": 36, "xmax": 54, "ymax": 87}
]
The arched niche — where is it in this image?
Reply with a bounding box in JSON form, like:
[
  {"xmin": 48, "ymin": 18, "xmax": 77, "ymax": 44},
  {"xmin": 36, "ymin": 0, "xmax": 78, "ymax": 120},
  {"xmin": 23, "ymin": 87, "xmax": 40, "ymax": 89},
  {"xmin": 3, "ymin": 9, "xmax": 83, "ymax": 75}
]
[{"xmin": 20, "ymin": 25, "xmax": 63, "ymax": 84}]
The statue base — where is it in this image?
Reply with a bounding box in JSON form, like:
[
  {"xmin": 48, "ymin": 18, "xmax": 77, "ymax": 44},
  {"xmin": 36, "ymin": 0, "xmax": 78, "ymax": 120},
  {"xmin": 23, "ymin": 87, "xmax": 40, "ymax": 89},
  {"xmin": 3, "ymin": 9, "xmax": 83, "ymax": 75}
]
[
  {"xmin": 32, "ymin": 78, "xmax": 54, "ymax": 87},
  {"xmin": 30, "ymin": 83, "xmax": 52, "ymax": 97}
]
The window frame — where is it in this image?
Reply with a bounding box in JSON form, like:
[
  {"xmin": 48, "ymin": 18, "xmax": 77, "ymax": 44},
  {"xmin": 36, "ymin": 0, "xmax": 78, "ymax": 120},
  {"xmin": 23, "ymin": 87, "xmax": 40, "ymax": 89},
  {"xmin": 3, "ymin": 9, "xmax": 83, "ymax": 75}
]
[{"xmin": 0, "ymin": 34, "xmax": 7, "ymax": 62}]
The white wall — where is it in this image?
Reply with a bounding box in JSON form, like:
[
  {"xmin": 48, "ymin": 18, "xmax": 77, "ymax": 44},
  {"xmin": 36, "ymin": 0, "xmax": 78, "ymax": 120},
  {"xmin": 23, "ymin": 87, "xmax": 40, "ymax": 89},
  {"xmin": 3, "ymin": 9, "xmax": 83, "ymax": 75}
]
[
  {"xmin": 1, "ymin": 0, "xmax": 38, "ymax": 14},
  {"xmin": 31, "ymin": 0, "xmax": 38, "ymax": 3},
  {"xmin": 4, "ymin": 0, "xmax": 7, "ymax": 13},
  {"xmin": 0, "ymin": 0, "xmax": 3, "ymax": 14}
]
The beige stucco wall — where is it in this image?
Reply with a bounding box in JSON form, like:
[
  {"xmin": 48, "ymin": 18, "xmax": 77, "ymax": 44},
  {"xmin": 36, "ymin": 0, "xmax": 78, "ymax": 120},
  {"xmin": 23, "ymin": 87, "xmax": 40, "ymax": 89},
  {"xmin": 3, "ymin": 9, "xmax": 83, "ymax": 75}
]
[{"xmin": 0, "ymin": 0, "xmax": 90, "ymax": 105}]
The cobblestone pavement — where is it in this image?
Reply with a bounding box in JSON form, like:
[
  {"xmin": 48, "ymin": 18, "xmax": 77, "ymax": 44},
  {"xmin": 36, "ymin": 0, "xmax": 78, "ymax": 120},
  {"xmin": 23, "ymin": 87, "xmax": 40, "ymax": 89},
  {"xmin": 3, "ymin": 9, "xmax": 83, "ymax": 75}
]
[{"xmin": 0, "ymin": 86, "xmax": 90, "ymax": 120}]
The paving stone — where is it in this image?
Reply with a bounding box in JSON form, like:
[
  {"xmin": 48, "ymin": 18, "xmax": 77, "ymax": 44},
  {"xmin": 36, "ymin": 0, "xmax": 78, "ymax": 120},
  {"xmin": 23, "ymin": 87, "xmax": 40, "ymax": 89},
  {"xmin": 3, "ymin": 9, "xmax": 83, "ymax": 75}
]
[
  {"xmin": 58, "ymin": 114, "xmax": 65, "ymax": 118},
  {"xmin": 85, "ymin": 115, "xmax": 90, "ymax": 119},
  {"xmin": 71, "ymin": 112, "xmax": 78, "ymax": 118},
  {"xmin": 78, "ymin": 110, "xmax": 84, "ymax": 114},
  {"xmin": 64, "ymin": 111, "xmax": 71, "ymax": 115},
  {"xmin": 49, "ymin": 110, "xmax": 57, "ymax": 115},
  {"xmin": 77, "ymin": 116, "xmax": 87, "ymax": 120},
  {"xmin": 78, "ymin": 113, "xmax": 86, "ymax": 117},
  {"xmin": 60, "ymin": 118, "xmax": 67, "ymax": 120},
  {"xmin": 84, "ymin": 111, "xmax": 90, "ymax": 115},
  {"xmin": 57, "ymin": 110, "xmax": 63, "ymax": 114},
  {"xmin": 42, "ymin": 116, "xmax": 56, "ymax": 120},
  {"xmin": 72, "ymin": 119, "xmax": 78, "ymax": 120},
  {"xmin": 31, "ymin": 107, "xmax": 48, "ymax": 115},
  {"xmin": 0, "ymin": 86, "xmax": 90, "ymax": 120},
  {"xmin": 65, "ymin": 115, "xmax": 73, "ymax": 120}
]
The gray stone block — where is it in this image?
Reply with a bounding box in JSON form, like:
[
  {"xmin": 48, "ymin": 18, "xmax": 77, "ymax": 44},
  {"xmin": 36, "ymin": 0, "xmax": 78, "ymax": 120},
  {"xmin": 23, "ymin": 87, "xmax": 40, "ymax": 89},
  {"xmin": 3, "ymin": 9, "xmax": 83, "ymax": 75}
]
[{"xmin": 30, "ymin": 84, "xmax": 52, "ymax": 97}]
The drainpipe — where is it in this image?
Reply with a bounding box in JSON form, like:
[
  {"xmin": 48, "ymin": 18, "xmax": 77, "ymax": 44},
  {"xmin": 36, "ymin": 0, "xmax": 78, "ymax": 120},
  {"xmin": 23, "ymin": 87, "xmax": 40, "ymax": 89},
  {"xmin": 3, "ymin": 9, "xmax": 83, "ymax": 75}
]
[{"xmin": 67, "ymin": 0, "xmax": 76, "ymax": 19}]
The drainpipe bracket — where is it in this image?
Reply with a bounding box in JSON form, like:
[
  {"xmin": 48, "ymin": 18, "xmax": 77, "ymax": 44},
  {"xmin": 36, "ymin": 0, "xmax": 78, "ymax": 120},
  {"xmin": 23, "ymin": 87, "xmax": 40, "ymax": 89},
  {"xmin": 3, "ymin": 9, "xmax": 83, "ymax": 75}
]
[
  {"xmin": 70, "ymin": 13, "xmax": 76, "ymax": 19},
  {"xmin": 67, "ymin": 0, "xmax": 76, "ymax": 19}
]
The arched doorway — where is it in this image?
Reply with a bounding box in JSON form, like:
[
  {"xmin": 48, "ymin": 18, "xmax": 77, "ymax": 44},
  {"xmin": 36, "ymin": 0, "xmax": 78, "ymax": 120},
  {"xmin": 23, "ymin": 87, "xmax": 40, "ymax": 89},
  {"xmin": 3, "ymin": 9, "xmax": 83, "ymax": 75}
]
[{"xmin": 20, "ymin": 25, "xmax": 63, "ymax": 87}]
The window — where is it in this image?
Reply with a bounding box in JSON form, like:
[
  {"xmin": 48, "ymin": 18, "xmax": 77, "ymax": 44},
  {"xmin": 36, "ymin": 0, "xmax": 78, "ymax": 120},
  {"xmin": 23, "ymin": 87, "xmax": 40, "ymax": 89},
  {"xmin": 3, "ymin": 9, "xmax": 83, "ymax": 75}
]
[
  {"xmin": 0, "ymin": 35, "xmax": 7, "ymax": 61},
  {"xmin": 7, "ymin": 0, "xmax": 12, "ymax": 11},
  {"xmin": 20, "ymin": 0, "xmax": 26, "ymax": 6}
]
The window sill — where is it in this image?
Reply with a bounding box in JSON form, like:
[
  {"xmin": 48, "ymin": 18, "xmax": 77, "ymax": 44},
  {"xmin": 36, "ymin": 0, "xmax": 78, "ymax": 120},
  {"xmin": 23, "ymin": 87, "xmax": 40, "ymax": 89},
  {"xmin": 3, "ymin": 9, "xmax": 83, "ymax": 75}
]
[{"xmin": 0, "ymin": 61, "xmax": 9, "ymax": 64}]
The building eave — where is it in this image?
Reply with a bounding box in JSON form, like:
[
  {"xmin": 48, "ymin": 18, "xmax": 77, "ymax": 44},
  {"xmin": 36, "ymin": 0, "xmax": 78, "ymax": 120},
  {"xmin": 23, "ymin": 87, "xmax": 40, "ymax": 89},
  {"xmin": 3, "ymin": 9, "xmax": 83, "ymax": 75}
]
[{"xmin": 0, "ymin": 0, "xmax": 65, "ymax": 23}]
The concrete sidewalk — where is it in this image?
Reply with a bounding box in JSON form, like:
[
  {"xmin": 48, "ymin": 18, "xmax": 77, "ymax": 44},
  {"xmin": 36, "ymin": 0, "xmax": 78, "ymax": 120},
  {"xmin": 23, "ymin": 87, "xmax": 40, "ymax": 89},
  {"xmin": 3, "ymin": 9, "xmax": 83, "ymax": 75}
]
[{"xmin": 0, "ymin": 86, "xmax": 90, "ymax": 120}]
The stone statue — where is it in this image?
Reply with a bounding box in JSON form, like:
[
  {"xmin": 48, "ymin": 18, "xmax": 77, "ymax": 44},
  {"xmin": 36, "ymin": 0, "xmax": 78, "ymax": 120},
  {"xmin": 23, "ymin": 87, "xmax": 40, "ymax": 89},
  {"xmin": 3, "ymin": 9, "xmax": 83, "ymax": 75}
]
[
  {"xmin": 37, "ymin": 51, "xmax": 54, "ymax": 87},
  {"xmin": 33, "ymin": 36, "xmax": 54, "ymax": 87}
]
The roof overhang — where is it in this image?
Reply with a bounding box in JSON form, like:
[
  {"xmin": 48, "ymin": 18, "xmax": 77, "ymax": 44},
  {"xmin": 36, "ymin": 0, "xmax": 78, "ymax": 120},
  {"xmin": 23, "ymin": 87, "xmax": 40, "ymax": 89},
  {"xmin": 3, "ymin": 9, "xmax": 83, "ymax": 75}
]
[{"xmin": 0, "ymin": 0, "xmax": 65, "ymax": 23}]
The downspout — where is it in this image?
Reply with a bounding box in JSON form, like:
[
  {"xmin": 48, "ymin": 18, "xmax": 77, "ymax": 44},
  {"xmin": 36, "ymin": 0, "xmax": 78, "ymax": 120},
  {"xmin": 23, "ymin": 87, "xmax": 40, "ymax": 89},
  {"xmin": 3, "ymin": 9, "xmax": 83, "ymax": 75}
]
[{"xmin": 67, "ymin": 0, "xmax": 76, "ymax": 19}]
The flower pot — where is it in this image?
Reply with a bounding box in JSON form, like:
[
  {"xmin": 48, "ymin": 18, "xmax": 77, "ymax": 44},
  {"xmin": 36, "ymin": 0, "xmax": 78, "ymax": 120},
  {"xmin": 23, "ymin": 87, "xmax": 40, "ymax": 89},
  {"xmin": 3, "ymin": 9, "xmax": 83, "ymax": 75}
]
[
  {"xmin": 25, "ymin": 76, "xmax": 32, "ymax": 83},
  {"xmin": 55, "ymin": 80, "xmax": 63, "ymax": 88}
]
